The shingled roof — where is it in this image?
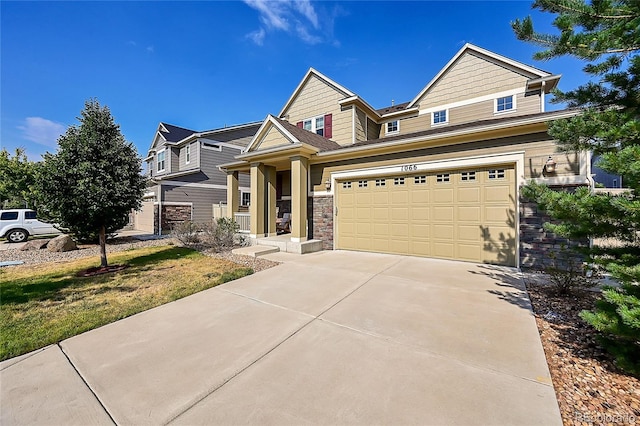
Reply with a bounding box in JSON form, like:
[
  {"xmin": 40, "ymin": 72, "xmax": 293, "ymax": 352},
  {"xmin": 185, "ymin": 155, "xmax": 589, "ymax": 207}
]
[
  {"xmin": 376, "ymin": 102, "xmax": 411, "ymax": 116},
  {"xmin": 159, "ymin": 123, "xmax": 196, "ymax": 143}
]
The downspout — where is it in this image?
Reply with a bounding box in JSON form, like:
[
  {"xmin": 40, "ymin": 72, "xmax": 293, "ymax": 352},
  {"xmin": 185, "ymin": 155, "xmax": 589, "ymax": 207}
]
[
  {"xmin": 540, "ymin": 81, "xmax": 546, "ymax": 112},
  {"xmin": 158, "ymin": 183, "xmax": 162, "ymax": 235}
]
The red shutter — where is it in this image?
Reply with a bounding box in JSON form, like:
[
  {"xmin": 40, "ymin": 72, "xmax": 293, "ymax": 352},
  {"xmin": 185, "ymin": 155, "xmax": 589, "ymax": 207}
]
[
  {"xmin": 296, "ymin": 121, "xmax": 303, "ymax": 128},
  {"xmin": 324, "ymin": 114, "xmax": 332, "ymax": 139}
]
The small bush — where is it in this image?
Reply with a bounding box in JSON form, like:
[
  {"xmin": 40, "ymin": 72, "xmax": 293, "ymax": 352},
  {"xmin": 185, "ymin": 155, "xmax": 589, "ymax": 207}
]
[
  {"xmin": 171, "ymin": 219, "xmax": 241, "ymax": 252},
  {"xmin": 544, "ymin": 244, "xmax": 598, "ymax": 295}
]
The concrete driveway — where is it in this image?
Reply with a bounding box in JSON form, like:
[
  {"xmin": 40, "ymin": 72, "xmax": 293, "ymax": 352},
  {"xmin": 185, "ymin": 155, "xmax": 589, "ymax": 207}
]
[{"xmin": 1, "ymin": 251, "xmax": 561, "ymax": 425}]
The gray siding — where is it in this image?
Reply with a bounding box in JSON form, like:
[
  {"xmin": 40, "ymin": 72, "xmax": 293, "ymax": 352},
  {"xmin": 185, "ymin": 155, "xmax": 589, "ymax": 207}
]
[
  {"xmin": 170, "ymin": 148, "xmax": 179, "ymax": 173},
  {"xmin": 199, "ymin": 145, "xmax": 244, "ymax": 186},
  {"xmin": 161, "ymin": 185, "xmax": 227, "ymax": 224},
  {"xmin": 179, "ymin": 141, "xmax": 199, "ymax": 171}
]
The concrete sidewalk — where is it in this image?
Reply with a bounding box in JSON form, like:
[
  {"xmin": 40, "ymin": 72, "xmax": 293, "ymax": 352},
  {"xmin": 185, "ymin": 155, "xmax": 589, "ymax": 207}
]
[{"xmin": 1, "ymin": 251, "xmax": 561, "ymax": 425}]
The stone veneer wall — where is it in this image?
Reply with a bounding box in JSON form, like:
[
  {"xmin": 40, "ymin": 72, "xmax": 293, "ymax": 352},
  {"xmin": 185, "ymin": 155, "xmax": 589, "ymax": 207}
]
[
  {"xmin": 519, "ymin": 198, "xmax": 587, "ymax": 270},
  {"xmin": 161, "ymin": 204, "xmax": 192, "ymax": 234},
  {"xmin": 308, "ymin": 195, "xmax": 334, "ymax": 250}
]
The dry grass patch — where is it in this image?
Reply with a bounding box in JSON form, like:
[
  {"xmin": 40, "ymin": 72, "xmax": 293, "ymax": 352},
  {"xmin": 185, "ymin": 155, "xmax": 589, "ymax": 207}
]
[{"xmin": 0, "ymin": 245, "xmax": 252, "ymax": 360}]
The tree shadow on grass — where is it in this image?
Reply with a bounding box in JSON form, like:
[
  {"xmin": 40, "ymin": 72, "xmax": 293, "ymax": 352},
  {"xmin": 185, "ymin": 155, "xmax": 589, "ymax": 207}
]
[{"xmin": 0, "ymin": 246, "xmax": 196, "ymax": 305}]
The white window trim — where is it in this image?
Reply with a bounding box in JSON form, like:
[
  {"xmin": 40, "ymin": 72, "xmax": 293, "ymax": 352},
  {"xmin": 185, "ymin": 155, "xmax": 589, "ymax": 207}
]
[
  {"xmin": 385, "ymin": 120, "xmax": 399, "ymax": 135},
  {"xmin": 431, "ymin": 109, "xmax": 449, "ymax": 126},
  {"xmin": 157, "ymin": 148, "xmax": 166, "ymax": 173},
  {"xmin": 241, "ymin": 191, "xmax": 251, "ymax": 207},
  {"xmin": 303, "ymin": 115, "xmax": 325, "ymax": 136},
  {"xmin": 494, "ymin": 95, "xmax": 517, "ymax": 114},
  {"xmin": 185, "ymin": 144, "xmax": 191, "ymax": 165},
  {"xmin": 418, "ymin": 88, "xmax": 522, "ymax": 116}
]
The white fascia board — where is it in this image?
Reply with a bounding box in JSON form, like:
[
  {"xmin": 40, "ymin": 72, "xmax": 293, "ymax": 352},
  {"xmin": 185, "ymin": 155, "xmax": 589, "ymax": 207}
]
[
  {"xmin": 243, "ymin": 115, "xmax": 300, "ymax": 154},
  {"xmin": 339, "ymin": 96, "xmax": 381, "ymax": 119},
  {"xmin": 408, "ymin": 43, "xmax": 552, "ymax": 109},
  {"xmin": 380, "ymin": 107, "xmax": 420, "ymax": 120},
  {"xmin": 317, "ymin": 109, "xmax": 580, "ymax": 159},
  {"xmin": 326, "ymin": 151, "xmax": 527, "ymax": 192},
  {"xmin": 278, "ymin": 68, "xmax": 356, "ymax": 118},
  {"xmin": 154, "ymin": 168, "xmax": 201, "ymax": 180}
]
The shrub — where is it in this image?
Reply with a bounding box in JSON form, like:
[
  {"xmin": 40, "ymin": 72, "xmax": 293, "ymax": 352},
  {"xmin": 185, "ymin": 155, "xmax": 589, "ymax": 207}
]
[
  {"xmin": 171, "ymin": 218, "xmax": 241, "ymax": 252},
  {"xmin": 545, "ymin": 244, "xmax": 598, "ymax": 295}
]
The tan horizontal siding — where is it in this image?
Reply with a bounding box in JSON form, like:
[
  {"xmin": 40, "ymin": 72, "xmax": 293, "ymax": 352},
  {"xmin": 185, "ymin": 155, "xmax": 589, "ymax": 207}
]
[
  {"xmin": 516, "ymin": 92, "xmax": 542, "ymax": 115},
  {"xmin": 283, "ymin": 75, "xmax": 352, "ymax": 146},
  {"xmin": 355, "ymin": 108, "xmax": 366, "ymax": 142},
  {"xmin": 310, "ymin": 133, "xmax": 579, "ymax": 192},
  {"xmin": 416, "ymin": 52, "xmax": 528, "ymax": 110},
  {"xmin": 367, "ymin": 118, "xmax": 381, "ymax": 140}
]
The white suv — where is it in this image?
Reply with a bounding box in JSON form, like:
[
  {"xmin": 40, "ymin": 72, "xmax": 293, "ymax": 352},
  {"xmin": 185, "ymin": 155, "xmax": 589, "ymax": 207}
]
[{"xmin": 0, "ymin": 209, "xmax": 61, "ymax": 243}]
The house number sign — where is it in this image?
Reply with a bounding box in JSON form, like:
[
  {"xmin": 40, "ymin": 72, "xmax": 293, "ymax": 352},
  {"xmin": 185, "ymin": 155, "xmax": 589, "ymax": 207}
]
[{"xmin": 400, "ymin": 164, "xmax": 418, "ymax": 172}]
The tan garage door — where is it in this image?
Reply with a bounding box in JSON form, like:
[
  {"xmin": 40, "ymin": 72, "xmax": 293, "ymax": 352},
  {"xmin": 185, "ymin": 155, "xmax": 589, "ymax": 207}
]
[
  {"xmin": 336, "ymin": 166, "xmax": 516, "ymax": 266},
  {"xmin": 134, "ymin": 201, "xmax": 155, "ymax": 233}
]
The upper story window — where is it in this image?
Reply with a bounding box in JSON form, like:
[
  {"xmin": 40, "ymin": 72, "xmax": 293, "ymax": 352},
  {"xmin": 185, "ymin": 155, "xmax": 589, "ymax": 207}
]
[
  {"xmin": 185, "ymin": 145, "xmax": 191, "ymax": 164},
  {"xmin": 297, "ymin": 114, "xmax": 332, "ymax": 139},
  {"xmin": 496, "ymin": 95, "xmax": 515, "ymax": 113},
  {"xmin": 303, "ymin": 116, "xmax": 324, "ymax": 136},
  {"xmin": 432, "ymin": 110, "xmax": 448, "ymax": 125},
  {"xmin": 386, "ymin": 120, "xmax": 399, "ymax": 134},
  {"xmin": 157, "ymin": 149, "xmax": 166, "ymax": 172}
]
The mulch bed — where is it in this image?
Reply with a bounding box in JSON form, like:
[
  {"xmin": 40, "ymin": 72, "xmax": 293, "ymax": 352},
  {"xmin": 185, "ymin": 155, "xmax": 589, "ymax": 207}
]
[
  {"xmin": 76, "ymin": 264, "xmax": 129, "ymax": 277},
  {"xmin": 525, "ymin": 280, "xmax": 640, "ymax": 425}
]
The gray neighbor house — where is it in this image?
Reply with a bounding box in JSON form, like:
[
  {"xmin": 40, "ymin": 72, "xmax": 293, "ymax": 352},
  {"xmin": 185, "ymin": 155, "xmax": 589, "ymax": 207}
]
[{"xmin": 133, "ymin": 121, "xmax": 259, "ymax": 234}]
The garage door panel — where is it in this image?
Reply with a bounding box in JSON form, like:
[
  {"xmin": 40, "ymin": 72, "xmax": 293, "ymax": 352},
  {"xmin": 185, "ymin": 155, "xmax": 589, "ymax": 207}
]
[
  {"xmin": 458, "ymin": 206, "xmax": 481, "ymax": 222},
  {"xmin": 458, "ymin": 187, "xmax": 481, "ymax": 203},
  {"xmin": 433, "ymin": 188, "xmax": 454, "ymax": 203},
  {"xmin": 433, "ymin": 206, "xmax": 453, "ymax": 221},
  {"xmin": 336, "ymin": 165, "xmax": 515, "ymax": 266},
  {"xmin": 433, "ymin": 224, "xmax": 454, "ymax": 239}
]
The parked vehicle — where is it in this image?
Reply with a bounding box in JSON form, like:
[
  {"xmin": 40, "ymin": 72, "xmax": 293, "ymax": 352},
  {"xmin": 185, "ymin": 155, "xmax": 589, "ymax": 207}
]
[{"xmin": 0, "ymin": 209, "xmax": 61, "ymax": 243}]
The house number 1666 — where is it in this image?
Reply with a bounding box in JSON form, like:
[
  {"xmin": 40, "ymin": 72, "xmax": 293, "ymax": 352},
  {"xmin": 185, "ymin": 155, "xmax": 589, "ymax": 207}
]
[{"xmin": 401, "ymin": 164, "xmax": 417, "ymax": 172}]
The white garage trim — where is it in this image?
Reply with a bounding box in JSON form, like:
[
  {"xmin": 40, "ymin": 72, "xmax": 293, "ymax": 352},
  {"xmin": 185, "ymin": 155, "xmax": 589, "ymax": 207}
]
[{"xmin": 330, "ymin": 151, "xmax": 525, "ymax": 268}]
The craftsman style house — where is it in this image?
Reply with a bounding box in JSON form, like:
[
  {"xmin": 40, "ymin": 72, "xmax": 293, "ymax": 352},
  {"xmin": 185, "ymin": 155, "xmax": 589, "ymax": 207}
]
[
  {"xmin": 222, "ymin": 43, "xmax": 590, "ymax": 268},
  {"xmin": 135, "ymin": 121, "xmax": 260, "ymax": 234}
]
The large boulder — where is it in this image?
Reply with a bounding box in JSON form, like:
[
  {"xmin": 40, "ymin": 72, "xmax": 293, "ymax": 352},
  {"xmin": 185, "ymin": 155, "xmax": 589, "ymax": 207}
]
[
  {"xmin": 47, "ymin": 235, "xmax": 77, "ymax": 252},
  {"xmin": 20, "ymin": 239, "xmax": 51, "ymax": 251}
]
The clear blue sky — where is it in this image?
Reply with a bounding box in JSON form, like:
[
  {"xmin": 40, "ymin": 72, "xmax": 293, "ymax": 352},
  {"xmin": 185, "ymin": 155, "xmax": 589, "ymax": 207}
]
[{"xmin": 1, "ymin": 1, "xmax": 588, "ymax": 161}]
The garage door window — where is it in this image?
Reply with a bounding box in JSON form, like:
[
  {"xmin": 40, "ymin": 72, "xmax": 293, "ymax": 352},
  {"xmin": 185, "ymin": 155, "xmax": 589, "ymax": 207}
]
[
  {"xmin": 489, "ymin": 169, "xmax": 506, "ymax": 179},
  {"xmin": 461, "ymin": 171, "xmax": 476, "ymax": 181},
  {"xmin": 375, "ymin": 179, "xmax": 386, "ymax": 187},
  {"xmin": 342, "ymin": 181, "xmax": 352, "ymax": 189},
  {"xmin": 414, "ymin": 175, "xmax": 427, "ymax": 184},
  {"xmin": 358, "ymin": 180, "xmax": 368, "ymax": 188},
  {"xmin": 436, "ymin": 173, "xmax": 450, "ymax": 183},
  {"xmin": 394, "ymin": 177, "xmax": 405, "ymax": 185}
]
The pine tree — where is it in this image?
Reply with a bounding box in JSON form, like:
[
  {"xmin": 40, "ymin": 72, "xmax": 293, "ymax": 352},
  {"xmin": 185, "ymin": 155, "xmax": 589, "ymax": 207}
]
[
  {"xmin": 513, "ymin": 0, "xmax": 640, "ymax": 374},
  {"xmin": 37, "ymin": 99, "xmax": 146, "ymax": 268}
]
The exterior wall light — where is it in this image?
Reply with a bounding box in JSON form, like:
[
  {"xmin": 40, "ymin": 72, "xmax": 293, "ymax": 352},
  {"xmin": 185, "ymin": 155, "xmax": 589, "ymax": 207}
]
[
  {"xmin": 325, "ymin": 179, "xmax": 331, "ymax": 191},
  {"xmin": 544, "ymin": 156, "xmax": 557, "ymax": 174}
]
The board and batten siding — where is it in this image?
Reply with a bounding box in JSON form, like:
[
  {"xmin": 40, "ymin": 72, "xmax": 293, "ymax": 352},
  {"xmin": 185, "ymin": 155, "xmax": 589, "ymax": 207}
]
[
  {"xmin": 414, "ymin": 52, "xmax": 531, "ymax": 111},
  {"xmin": 282, "ymin": 75, "xmax": 353, "ymax": 146},
  {"xmin": 310, "ymin": 133, "xmax": 579, "ymax": 192}
]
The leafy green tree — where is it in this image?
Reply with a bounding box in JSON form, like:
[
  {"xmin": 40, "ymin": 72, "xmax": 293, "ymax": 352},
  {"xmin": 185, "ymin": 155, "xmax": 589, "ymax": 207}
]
[
  {"xmin": 37, "ymin": 99, "xmax": 146, "ymax": 267},
  {"xmin": 0, "ymin": 148, "xmax": 39, "ymax": 209},
  {"xmin": 513, "ymin": 0, "xmax": 640, "ymax": 375}
]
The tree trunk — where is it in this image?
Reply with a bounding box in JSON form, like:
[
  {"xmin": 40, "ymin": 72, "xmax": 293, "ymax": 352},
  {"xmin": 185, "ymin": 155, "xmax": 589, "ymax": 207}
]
[{"xmin": 99, "ymin": 225, "xmax": 108, "ymax": 268}]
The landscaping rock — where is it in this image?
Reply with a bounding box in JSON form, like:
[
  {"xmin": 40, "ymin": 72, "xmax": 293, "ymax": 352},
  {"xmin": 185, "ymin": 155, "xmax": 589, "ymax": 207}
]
[
  {"xmin": 47, "ymin": 235, "xmax": 77, "ymax": 252},
  {"xmin": 20, "ymin": 239, "xmax": 51, "ymax": 251}
]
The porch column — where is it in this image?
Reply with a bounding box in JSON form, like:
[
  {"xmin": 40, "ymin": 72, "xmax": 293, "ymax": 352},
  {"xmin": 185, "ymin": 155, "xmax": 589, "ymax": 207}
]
[
  {"xmin": 226, "ymin": 171, "xmax": 239, "ymax": 219},
  {"xmin": 290, "ymin": 155, "xmax": 309, "ymax": 242},
  {"xmin": 266, "ymin": 165, "xmax": 277, "ymax": 237},
  {"xmin": 249, "ymin": 162, "xmax": 266, "ymax": 238}
]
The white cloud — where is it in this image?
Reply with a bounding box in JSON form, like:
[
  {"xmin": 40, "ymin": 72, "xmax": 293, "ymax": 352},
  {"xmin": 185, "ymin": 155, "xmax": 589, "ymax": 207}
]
[
  {"xmin": 246, "ymin": 28, "xmax": 266, "ymax": 46},
  {"xmin": 18, "ymin": 117, "xmax": 66, "ymax": 148},
  {"xmin": 146, "ymin": 45, "xmax": 155, "ymax": 53},
  {"xmin": 243, "ymin": 0, "xmax": 331, "ymax": 45}
]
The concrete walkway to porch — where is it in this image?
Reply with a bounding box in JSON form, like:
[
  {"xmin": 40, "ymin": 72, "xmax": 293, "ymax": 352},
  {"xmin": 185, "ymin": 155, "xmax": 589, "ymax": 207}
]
[{"xmin": 1, "ymin": 251, "xmax": 561, "ymax": 425}]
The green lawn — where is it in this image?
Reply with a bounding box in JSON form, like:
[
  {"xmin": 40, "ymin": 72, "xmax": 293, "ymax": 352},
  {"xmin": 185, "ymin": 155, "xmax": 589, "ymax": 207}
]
[{"xmin": 0, "ymin": 245, "xmax": 252, "ymax": 361}]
